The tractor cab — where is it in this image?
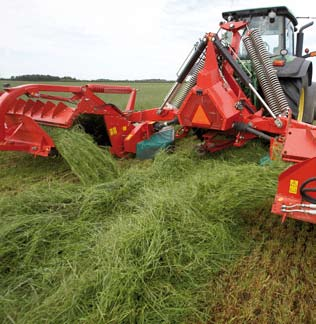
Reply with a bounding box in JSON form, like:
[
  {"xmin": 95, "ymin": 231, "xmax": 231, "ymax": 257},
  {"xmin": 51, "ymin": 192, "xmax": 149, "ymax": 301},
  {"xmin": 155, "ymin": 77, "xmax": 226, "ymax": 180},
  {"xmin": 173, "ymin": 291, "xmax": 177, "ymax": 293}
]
[
  {"xmin": 222, "ymin": 6, "xmax": 297, "ymax": 57},
  {"xmin": 222, "ymin": 6, "xmax": 315, "ymax": 124}
]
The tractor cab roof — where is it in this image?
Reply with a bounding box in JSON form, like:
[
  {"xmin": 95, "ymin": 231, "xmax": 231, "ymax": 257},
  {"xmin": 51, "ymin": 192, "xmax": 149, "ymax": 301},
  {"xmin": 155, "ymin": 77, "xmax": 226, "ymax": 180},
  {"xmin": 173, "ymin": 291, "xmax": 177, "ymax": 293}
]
[{"xmin": 222, "ymin": 6, "xmax": 298, "ymax": 27}]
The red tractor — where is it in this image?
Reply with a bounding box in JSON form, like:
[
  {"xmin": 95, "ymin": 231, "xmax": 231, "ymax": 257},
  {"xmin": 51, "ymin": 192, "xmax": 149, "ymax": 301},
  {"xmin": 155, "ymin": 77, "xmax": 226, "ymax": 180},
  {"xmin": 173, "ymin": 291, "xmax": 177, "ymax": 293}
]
[{"xmin": 1, "ymin": 6, "xmax": 316, "ymax": 223}]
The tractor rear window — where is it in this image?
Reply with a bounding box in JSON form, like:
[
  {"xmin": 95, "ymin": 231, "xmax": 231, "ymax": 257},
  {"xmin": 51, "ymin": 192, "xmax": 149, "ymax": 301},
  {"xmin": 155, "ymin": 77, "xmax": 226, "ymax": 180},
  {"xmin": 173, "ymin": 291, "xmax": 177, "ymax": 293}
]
[{"xmin": 238, "ymin": 16, "xmax": 285, "ymax": 58}]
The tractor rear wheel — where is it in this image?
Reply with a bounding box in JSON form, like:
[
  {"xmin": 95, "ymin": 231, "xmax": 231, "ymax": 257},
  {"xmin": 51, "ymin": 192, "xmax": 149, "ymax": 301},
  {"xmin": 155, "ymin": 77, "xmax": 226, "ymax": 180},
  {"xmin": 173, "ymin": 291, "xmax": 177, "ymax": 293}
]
[{"xmin": 280, "ymin": 78, "xmax": 315, "ymax": 124}]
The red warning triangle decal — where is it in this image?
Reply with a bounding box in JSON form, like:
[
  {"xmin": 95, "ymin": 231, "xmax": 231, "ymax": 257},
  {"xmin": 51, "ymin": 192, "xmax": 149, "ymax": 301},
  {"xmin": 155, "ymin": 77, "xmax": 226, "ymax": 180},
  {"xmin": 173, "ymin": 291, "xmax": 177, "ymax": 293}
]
[{"xmin": 192, "ymin": 105, "xmax": 210, "ymax": 125}]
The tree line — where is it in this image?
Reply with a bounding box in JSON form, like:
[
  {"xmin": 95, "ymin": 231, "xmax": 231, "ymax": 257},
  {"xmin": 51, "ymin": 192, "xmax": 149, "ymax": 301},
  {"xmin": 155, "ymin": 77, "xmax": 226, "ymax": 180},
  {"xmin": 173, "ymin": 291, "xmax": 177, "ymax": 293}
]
[
  {"xmin": 3, "ymin": 75, "xmax": 172, "ymax": 83},
  {"xmin": 8, "ymin": 75, "xmax": 78, "ymax": 82}
]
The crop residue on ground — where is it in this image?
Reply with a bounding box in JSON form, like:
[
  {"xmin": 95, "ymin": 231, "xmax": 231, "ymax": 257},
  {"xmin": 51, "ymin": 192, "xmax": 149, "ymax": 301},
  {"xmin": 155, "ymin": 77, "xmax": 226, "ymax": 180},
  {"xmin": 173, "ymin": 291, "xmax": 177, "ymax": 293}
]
[{"xmin": 0, "ymin": 133, "xmax": 293, "ymax": 323}]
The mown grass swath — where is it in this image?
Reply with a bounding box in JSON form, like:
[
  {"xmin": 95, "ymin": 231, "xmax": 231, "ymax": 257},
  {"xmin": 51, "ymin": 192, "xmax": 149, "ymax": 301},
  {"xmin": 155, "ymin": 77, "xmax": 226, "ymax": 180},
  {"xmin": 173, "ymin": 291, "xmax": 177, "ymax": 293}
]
[
  {"xmin": 0, "ymin": 125, "xmax": 287, "ymax": 323},
  {"xmin": 46, "ymin": 126, "xmax": 119, "ymax": 185}
]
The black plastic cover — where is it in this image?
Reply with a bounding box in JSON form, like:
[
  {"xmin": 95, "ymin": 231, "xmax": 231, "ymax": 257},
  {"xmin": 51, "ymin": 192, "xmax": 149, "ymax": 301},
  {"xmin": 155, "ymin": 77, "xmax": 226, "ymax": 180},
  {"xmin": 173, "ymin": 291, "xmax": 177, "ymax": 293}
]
[
  {"xmin": 222, "ymin": 6, "xmax": 298, "ymax": 26},
  {"xmin": 276, "ymin": 57, "xmax": 313, "ymax": 86}
]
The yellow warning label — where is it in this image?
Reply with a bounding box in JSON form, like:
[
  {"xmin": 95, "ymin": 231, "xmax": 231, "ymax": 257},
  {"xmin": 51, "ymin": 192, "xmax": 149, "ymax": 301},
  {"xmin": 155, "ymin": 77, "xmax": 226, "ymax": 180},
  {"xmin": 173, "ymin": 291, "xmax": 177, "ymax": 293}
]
[
  {"xmin": 109, "ymin": 127, "xmax": 117, "ymax": 136},
  {"xmin": 289, "ymin": 179, "xmax": 299, "ymax": 194}
]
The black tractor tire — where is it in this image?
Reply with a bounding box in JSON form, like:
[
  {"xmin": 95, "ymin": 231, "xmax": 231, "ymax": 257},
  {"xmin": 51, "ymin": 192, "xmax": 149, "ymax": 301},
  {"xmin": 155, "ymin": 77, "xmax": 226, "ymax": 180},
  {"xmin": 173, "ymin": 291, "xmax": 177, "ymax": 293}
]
[{"xmin": 280, "ymin": 77, "xmax": 315, "ymax": 124}]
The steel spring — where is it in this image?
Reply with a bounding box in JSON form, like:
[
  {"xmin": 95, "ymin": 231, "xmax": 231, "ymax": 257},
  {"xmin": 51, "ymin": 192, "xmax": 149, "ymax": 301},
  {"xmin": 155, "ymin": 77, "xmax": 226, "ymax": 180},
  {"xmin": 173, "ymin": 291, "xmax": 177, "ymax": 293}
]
[
  {"xmin": 243, "ymin": 36, "xmax": 281, "ymax": 116},
  {"xmin": 170, "ymin": 52, "xmax": 206, "ymax": 108},
  {"xmin": 249, "ymin": 29, "xmax": 289, "ymax": 114}
]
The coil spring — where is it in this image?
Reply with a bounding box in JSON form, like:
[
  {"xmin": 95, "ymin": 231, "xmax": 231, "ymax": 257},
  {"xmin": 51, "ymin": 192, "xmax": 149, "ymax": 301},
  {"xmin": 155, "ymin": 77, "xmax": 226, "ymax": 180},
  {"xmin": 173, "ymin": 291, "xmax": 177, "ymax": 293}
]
[
  {"xmin": 249, "ymin": 29, "xmax": 289, "ymax": 114},
  {"xmin": 243, "ymin": 36, "xmax": 281, "ymax": 116},
  {"xmin": 170, "ymin": 52, "xmax": 206, "ymax": 108}
]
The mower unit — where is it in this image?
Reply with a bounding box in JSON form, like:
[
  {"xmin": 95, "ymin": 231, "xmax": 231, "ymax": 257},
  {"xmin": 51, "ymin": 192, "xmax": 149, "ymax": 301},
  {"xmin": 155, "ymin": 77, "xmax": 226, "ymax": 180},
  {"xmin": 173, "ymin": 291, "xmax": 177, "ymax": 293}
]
[
  {"xmin": 1, "ymin": 6, "xmax": 316, "ymax": 224},
  {"xmin": 0, "ymin": 84, "xmax": 177, "ymax": 158}
]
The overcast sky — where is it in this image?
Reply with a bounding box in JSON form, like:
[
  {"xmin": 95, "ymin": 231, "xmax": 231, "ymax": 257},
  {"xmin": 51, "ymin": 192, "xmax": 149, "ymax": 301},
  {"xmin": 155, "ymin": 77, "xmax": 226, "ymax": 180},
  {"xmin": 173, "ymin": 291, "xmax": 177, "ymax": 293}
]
[{"xmin": 1, "ymin": 0, "xmax": 316, "ymax": 80}]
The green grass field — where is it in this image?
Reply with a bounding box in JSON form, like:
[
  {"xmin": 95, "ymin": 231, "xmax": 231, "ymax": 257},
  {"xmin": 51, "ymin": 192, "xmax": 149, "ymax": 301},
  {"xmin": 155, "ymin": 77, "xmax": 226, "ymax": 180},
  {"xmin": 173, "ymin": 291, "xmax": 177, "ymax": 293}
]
[
  {"xmin": 1, "ymin": 80, "xmax": 171, "ymax": 111},
  {"xmin": 1, "ymin": 81, "xmax": 316, "ymax": 323}
]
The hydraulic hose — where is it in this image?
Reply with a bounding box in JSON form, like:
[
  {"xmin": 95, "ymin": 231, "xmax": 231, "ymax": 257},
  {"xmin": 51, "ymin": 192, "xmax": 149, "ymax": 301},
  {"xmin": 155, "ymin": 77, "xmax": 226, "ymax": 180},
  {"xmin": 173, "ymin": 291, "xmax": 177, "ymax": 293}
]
[
  {"xmin": 233, "ymin": 121, "xmax": 272, "ymax": 141},
  {"xmin": 300, "ymin": 177, "xmax": 316, "ymax": 203}
]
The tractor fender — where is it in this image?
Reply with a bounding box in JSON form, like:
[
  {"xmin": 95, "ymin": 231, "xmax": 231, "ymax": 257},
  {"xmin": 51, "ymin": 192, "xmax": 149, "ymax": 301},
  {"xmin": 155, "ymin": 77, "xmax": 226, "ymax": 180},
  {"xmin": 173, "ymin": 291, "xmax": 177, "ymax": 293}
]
[{"xmin": 276, "ymin": 57, "xmax": 313, "ymax": 86}]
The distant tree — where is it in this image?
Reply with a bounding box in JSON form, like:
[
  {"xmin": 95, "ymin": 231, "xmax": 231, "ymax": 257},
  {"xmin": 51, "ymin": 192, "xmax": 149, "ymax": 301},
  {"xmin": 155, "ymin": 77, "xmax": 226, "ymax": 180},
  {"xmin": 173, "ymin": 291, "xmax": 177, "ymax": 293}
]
[
  {"xmin": 60, "ymin": 76, "xmax": 77, "ymax": 81},
  {"xmin": 10, "ymin": 74, "xmax": 77, "ymax": 82}
]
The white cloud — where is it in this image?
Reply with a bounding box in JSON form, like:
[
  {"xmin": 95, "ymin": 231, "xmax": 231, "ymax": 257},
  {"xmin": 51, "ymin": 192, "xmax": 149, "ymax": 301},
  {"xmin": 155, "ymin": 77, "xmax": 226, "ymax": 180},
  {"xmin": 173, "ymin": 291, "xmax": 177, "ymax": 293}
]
[{"xmin": 1, "ymin": 0, "xmax": 315, "ymax": 79}]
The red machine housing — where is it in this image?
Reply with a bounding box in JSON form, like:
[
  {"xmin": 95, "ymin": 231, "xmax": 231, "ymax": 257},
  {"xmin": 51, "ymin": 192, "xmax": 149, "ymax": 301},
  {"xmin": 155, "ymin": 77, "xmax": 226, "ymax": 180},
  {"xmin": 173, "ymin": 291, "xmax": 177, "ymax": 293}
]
[
  {"xmin": 272, "ymin": 158, "xmax": 316, "ymax": 224},
  {"xmin": 177, "ymin": 23, "xmax": 257, "ymax": 152}
]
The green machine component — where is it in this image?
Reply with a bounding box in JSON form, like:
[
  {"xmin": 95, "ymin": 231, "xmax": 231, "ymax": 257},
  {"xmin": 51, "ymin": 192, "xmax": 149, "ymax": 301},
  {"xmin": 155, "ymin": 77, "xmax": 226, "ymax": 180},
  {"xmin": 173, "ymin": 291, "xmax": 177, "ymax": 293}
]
[{"xmin": 136, "ymin": 127, "xmax": 175, "ymax": 159}]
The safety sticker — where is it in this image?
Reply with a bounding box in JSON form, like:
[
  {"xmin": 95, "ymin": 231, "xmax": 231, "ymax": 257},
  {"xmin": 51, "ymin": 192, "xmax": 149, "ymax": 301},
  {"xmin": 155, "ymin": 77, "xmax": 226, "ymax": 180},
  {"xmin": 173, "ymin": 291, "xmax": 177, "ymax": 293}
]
[
  {"xmin": 192, "ymin": 105, "xmax": 210, "ymax": 125},
  {"xmin": 109, "ymin": 127, "xmax": 117, "ymax": 136},
  {"xmin": 289, "ymin": 179, "xmax": 298, "ymax": 194}
]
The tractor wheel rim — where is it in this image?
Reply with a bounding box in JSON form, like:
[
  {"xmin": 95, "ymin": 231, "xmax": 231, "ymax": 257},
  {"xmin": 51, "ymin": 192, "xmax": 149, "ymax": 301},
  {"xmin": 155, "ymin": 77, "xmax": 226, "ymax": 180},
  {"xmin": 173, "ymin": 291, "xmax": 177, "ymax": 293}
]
[{"xmin": 297, "ymin": 88, "xmax": 305, "ymax": 122}]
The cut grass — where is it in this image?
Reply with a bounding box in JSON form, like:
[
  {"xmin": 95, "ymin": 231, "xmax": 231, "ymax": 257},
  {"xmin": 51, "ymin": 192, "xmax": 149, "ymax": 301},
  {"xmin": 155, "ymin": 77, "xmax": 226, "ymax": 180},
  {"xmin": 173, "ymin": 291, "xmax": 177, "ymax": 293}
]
[
  {"xmin": 45, "ymin": 126, "xmax": 119, "ymax": 185},
  {"xmin": 1, "ymin": 81, "xmax": 313, "ymax": 323},
  {"xmin": 0, "ymin": 134, "xmax": 288, "ymax": 323}
]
